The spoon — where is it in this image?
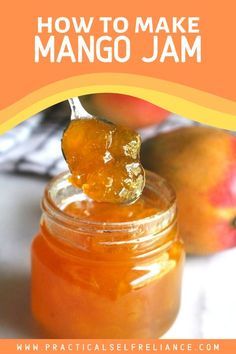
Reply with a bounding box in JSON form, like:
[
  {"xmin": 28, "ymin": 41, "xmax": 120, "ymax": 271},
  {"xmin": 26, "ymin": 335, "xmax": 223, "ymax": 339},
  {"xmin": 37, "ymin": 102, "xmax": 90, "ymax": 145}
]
[
  {"xmin": 68, "ymin": 97, "xmax": 92, "ymax": 120},
  {"xmin": 66, "ymin": 97, "xmax": 144, "ymax": 205}
]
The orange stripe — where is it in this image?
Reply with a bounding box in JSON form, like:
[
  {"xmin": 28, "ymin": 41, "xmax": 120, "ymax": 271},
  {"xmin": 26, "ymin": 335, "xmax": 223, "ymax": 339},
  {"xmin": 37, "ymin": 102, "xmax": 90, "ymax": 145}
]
[{"xmin": 1, "ymin": 339, "xmax": 236, "ymax": 354}]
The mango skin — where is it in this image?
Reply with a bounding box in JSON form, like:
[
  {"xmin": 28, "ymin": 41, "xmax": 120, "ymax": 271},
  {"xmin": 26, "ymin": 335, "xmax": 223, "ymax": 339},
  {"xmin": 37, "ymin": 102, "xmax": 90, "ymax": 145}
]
[
  {"xmin": 79, "ymin": 94, "xmax": 169, "ymax": 129},
  {"xmin": 141, "ymin": 126, "xmax": 236, "ymax": 255}
]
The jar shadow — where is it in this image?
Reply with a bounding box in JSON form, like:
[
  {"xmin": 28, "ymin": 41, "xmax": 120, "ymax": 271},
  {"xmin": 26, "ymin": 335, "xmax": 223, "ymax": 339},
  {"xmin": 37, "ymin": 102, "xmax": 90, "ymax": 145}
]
[{"xmin": 0, "ymin": 271, "xmax": 45, "ymax": 338}]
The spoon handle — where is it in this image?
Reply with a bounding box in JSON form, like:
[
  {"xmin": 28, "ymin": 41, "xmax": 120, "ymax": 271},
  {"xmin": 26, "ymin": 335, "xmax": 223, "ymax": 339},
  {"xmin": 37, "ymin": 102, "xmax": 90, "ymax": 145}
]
[
  {"xmin": 68, "ymin": 97, "xmax": 80, "ymax": 120},
  {"xmin": 68, "ymin": 97, "xmax": 92, "ymax": 120}
]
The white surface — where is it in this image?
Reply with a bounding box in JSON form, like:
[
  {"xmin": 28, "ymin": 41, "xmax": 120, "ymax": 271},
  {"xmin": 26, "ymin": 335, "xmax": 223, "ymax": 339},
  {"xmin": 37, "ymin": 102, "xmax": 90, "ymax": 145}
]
[
  {"xmin": 0, "ymin": 172, "xmax": 46, "ymax": 338},
  {"xmin": 0, "ymin": 172, "xmax": 234, "ymax": 338},
  {"xmin": 201, "ymin": 248, "xmax": 236, "ymax": 338}
]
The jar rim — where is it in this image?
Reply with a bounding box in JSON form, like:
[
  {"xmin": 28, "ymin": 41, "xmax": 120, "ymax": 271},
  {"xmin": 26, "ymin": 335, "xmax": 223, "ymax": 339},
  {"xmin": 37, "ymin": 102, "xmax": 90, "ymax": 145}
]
[{"xmin": 42, "ymin": 170, "xmax": 177, "ymax": 233}]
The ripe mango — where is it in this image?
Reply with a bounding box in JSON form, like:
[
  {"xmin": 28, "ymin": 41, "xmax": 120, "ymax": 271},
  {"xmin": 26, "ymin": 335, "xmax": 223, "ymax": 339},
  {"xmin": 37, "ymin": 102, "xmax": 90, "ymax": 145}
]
[
  {"xmin": 80, "ymin": 94, "xmax": 169, "ymax": 129},
  {"xmin": 141, "ymin": 126, "xmax": 236, "ymax": 255}
]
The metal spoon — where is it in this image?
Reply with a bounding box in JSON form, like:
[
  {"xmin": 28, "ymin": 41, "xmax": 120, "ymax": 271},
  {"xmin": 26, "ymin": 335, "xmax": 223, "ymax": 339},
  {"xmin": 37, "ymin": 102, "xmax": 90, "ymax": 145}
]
[
  {"xmin": 68, "ymin": 97, "xmax": 92, "ymax": 120},
  {"xmin": 67, "ymin": 97, "xmax": 143, "ymax": 205}
]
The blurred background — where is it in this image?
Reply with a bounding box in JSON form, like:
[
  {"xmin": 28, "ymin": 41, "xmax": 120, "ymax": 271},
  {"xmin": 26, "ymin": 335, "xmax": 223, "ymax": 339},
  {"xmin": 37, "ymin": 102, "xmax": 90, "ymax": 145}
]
[{"xmin": 0, "ymin": 99, "xmax": 235, "ymax": 339}]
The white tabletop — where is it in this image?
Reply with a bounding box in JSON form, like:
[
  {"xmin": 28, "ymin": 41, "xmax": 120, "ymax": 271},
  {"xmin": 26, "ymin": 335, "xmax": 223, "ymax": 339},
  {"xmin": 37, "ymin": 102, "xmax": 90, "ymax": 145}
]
[{"xmin": 0, "ymin": 172, "xmax": 218, "ymax": 339}]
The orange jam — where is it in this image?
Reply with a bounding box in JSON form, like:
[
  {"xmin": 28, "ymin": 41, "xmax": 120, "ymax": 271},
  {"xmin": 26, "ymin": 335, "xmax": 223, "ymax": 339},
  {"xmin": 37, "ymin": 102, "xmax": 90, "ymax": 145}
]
[
  {"xmin": 31, "ymin": 171, "xmax": 184, "ymax": 338},
  {"xmin": 62, "ymin": 118, "xmax": 145, "ymax": 203}
]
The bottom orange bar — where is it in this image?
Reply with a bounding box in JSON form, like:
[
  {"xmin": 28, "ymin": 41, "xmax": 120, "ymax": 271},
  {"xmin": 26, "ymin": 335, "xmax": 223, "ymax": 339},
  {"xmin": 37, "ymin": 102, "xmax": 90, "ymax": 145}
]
[{"xmin": 0, "ymin": 340, "xmax": 236, "ymax": 354}]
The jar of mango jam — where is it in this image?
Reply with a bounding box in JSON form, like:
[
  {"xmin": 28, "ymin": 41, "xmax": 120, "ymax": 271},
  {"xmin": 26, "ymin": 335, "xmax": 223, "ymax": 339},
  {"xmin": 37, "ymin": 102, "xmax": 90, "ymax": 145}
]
[{"xmin": 31, "ymin": 170, "xmax": 184, "ymax": 338}]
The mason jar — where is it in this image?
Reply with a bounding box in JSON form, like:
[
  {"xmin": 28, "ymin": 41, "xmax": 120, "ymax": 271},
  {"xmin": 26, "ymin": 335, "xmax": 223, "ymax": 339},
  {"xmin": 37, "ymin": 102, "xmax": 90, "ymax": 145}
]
[{"xmin": 31, "ymin": 170, "xmax": 184, "ymax": 338}]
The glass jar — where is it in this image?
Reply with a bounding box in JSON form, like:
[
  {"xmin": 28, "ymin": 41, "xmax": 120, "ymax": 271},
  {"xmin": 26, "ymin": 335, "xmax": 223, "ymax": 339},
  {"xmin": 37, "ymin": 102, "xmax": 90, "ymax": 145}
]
[{"xmin": 31, "ymin": 170, "xmax": 184, "ymax": 339}]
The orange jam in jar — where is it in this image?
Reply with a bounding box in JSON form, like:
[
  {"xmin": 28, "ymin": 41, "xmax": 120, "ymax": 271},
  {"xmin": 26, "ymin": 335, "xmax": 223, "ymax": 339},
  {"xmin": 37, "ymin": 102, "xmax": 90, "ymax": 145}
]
[{"xmin": 31, "ymin": 171, "xmax": 184, "ymax": 338}]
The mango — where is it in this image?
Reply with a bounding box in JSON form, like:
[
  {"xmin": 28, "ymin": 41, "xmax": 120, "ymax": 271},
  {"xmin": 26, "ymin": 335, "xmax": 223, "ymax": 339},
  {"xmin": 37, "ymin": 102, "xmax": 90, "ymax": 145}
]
[
  {"xmin": 141, "ymin": 126, "xmax": 236, "ymax": 255},
  {"xmin": 79, "ymin": 93, "xmax": 169, "ymax": 129}
]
